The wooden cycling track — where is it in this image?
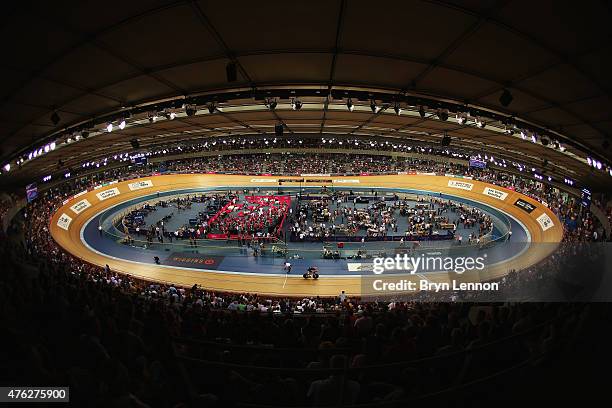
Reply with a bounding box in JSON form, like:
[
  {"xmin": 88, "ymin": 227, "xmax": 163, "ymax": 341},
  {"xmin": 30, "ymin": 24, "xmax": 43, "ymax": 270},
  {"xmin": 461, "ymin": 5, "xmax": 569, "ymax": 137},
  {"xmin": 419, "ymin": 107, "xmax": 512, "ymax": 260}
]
[{"xmin": 50, "ymin": 174, "xmax": 563, "ymax": 297}]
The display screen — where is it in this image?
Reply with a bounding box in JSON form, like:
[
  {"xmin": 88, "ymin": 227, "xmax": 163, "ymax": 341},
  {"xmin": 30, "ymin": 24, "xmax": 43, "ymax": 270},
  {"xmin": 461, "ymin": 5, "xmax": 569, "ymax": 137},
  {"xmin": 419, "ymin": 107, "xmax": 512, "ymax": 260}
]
[
  {"xmin": 469, "ymin": 158, "xmax": 487, "ymax": 169},
  {"xmin": 132, "ymin": 156, "xmax": 148, "ymax": 166},
  {"xmin": 26, "ymin": 183, "xmax": 38, "ymax": 202},
  {"xmin": 581, "ymin": 188, "xmax": 591, "ymax": 208}
]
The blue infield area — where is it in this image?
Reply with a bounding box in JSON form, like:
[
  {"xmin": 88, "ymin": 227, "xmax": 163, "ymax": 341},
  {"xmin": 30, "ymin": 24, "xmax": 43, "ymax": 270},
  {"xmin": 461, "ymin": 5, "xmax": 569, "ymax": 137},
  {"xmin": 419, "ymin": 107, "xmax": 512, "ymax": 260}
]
[{"xmin": 80, "ymin": 186, "xmax": 530, "ymax": 276}]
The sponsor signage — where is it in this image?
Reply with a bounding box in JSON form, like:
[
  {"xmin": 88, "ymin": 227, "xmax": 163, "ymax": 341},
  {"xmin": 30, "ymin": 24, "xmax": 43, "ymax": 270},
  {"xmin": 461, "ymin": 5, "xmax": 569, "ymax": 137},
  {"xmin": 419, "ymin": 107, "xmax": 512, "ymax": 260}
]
[
  {"xmin": 306, "ymin": 179, "xmax": 333, "ymax": 183},
  {"xmin": 536, "ymin": 213, "xmax": 554, "ymax": 231},
  {"xmin": 250, "ymin": 178, "xmax": 278, "ymax": 183},
  {"xmin": 70, "ymin": 199, "xmax": 91, "ymax": 214},
  {"xmin": 301, "ymin": 173, "xmax": 331, "ymax": 177},
  {"xmin": 96, "ymin": 187, "xmax": 120, "ymax": 201},
  {"xmin": 56, "ymin": 213, "xmax": 72, "ymax": 230},
  {"xmin": 94, "ymin": 181, "xmax": 118, "ymax": 190},
  {"xmin": 128, "ymin": 180, "xmax": 153, "ymax": 191},
  {"xmin": 514, "ymin": 198, "xmax": 536, "ymax": 213},
  {"xmin": 164, "ymin": 253, "xmax": 224, "ymax": 269},
  {"xmin": 483, "ymin": 187, "xmax": 508, "ymax": 201},
  {"xmin": 446, "ymin": 174, "xmax": 473, "ymax": 180},
  {"xmin": 447, "ymin": 180, "xmax": 474, "ymax": 191},
  {"xmin": 333, "ymin": 179, "xmax": 360, "ymax": 183},
  {"xmin": 416, "ymin": 172, "xmax": 436, "ymax": 176},
  {"xmin": 348, "ymin": 263, "xmax": 373, "ymax": 272},
  {"xmin": 73, "ymin": 190, "xmax": 88, "ymax": 198}
]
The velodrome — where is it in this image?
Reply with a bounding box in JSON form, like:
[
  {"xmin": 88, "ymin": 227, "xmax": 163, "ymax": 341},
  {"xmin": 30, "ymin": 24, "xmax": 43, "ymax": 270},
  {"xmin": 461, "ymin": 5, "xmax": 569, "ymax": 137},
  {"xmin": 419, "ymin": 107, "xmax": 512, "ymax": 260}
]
[{"xmin": 50, "ymin": 173, "xmax": 563, "ymax": 297}]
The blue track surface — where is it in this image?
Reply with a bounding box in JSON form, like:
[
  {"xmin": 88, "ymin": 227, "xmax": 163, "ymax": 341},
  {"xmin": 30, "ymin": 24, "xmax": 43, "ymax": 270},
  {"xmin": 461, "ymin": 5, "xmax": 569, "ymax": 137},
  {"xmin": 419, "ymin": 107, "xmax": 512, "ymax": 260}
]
[{"xmin": 82, "ymin": 187, "xmax": 529, "ymax": 276}]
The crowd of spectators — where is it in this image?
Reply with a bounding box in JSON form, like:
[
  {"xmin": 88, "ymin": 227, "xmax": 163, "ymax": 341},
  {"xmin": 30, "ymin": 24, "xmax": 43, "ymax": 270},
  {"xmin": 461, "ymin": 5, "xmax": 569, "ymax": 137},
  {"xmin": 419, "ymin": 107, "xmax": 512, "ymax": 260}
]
[
  {"xmin": 59, "ymin": 136, "xmax": 478, "ymax": 184},
  {"xmin": 207, "ymin": 195, "xmax": 290, "ymax": 238},
  {"xmin": 1, "ymin": 149, "xmax": 610, "ymax": 406},
  {"xmin": 12, "ymin": 150, "xmax": 607, "ymax": 306},
  {"xmin": 0, "ymin": 226, "xmax": 607, "ymax": 405},
  {"xmin": 288, "ymin": 192, "xmax": 491, "ymax": 243}
]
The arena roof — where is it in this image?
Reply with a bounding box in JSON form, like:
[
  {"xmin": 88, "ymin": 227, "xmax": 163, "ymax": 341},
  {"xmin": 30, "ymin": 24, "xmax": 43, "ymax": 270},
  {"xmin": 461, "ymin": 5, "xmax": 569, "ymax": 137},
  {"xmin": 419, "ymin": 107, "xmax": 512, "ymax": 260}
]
[{"xmin": 1, "ymin": 0, "xmax": 611, "ymax": 189}]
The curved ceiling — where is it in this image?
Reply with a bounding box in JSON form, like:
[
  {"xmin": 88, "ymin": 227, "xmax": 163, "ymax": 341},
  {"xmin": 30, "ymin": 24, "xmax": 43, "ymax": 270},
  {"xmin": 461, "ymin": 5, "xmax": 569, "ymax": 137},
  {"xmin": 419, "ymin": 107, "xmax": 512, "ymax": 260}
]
[{"xmin": 1, "ymin": 0, "xmax": 612, "ymax": 188}]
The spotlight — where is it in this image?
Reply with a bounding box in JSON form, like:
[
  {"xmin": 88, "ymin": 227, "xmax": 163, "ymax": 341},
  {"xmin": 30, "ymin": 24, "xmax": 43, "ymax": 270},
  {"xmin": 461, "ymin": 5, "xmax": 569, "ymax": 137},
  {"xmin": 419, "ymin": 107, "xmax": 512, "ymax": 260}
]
[
  {"xmin": 50, "ymin": 111, "xmax": 60, "ymax": 126},
  {"xmin": 226, "ymin": 62, "xmax": 237, "ymax": 82},
  {"xmin": 50, "ymin": 142, "xmax": 56, "ymax": 150},
  {"xmin": 499, "ymin": 89, "xmax": 513, "ymax": 107},
  {"xmin": 394, "ymin": 103, "xmax": 402, "ymax": 115},
  {"xmin": 441, "ymin": 133, "xmax": 451, "ymax": 146},
  {"xmin": 207, "ymin": 103, "xmax": 216, "ymax": 114},
  {"xmin": 106, "ymin": 122, "xmax": 113, "ymax": 132},
  {"xmin": 265, "ymin": 98, "xmax": 277, "ymax": 110},
  {"xmin": 531, "ymin": 134, "xmax": 537, "ymax": 143},
  {"xmin": 520, "ymin": 130, "xmax": 526, "ymax": 139},
  {"xmin": 476, "ymin": 118, "xmax": 485, "ymax": 128},
  {"xmin": 456, "ymin": 115, "xmax": 466, "ymax": 125},
  {"xmin": 370, "ymin": 100, "xmax": 380, "ymax": 113},
  {"xmin": 185, "ymin": 104, "xmax": 197, "ymax": 116},
  {"xmin": 3, "ymin": 163, "xmax": 10, "ymax": 172},
  {"xmin": 596, "ymin": 160, "xmax": 602, "ymax": 170},
  {"xmin": 346, "ymin": 98, "xmax": 354, "ymax": 112},
  {"xmin": 119, "ymin": 119, "xmax": 126, "ymax": 130},
  {"xmin": 275, "ymin": 123, "xmax": 284, "ymax": 137},
  {"xmin": 291, "ymin": 99, "xmax": 303, "ymax": 110}
]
